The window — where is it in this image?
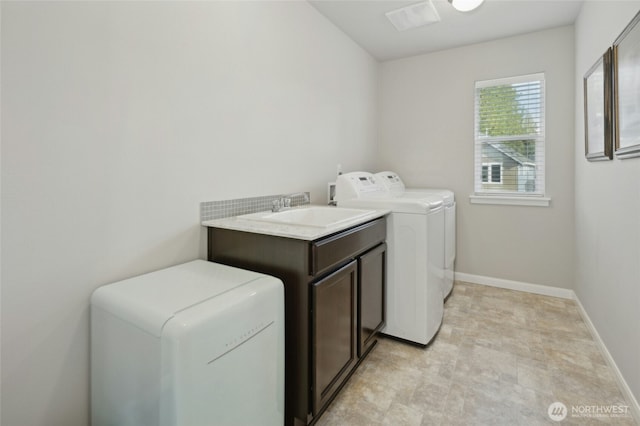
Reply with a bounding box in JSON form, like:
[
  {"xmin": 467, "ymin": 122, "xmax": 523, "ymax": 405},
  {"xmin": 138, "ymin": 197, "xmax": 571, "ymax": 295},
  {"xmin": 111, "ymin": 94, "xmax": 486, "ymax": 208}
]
[
  {"xmin": 481, "ymin": 163, "xmax": 502, "ymax": 183},
  {"xmin": 474, "ymin": 73, "xmax": 546, "ymax": 201}
]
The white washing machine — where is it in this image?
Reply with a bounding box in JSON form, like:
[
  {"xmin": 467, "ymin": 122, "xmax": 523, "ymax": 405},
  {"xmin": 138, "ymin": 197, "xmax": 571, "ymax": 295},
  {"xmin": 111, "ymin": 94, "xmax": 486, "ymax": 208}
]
[
  {"xmin": 375, "ymin": 171, "xmax": 456, "ymax": 299},
  {"xmin": 91, "ymin": 260, "xmax": 284, "ymax": 426},
  {"xmin": 335, "ymin": 172, "xmax": 444, "ymax": 345}
]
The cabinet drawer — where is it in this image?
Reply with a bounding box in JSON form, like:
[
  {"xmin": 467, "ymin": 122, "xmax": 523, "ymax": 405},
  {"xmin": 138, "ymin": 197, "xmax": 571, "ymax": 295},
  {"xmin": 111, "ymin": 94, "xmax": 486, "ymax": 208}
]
[{"xmin": 310, "ymin": 218, "xmax": 386, "ymax": 276}]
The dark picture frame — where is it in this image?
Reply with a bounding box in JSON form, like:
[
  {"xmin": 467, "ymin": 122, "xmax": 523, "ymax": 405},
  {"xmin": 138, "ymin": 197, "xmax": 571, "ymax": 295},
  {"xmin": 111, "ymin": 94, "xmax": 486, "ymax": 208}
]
[
  {"xmin": 613, "ymin": 10, "xmax": 640, "ymax": 159},
  {"xmin": 584, "ymin": 48, "xmax": 613, "ymax": 161}
]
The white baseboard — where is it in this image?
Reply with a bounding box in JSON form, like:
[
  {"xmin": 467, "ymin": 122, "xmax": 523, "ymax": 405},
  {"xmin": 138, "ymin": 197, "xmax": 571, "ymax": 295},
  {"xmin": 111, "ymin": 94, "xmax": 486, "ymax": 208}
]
[
  {"xmin": 454, "ymin": 271, "xmax": 640, "ymax": 423},
  {"xmin": 454, "ymin": 272, "xmax": 574, "ymax": 299},
  {"xmin": 573, "ymin": 296, "xmax": 640, "ymax": 424}
]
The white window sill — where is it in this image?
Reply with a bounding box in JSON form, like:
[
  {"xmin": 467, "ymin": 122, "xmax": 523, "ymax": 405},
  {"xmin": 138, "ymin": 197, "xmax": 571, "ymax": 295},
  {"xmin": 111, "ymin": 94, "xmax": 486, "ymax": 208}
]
[{"xmin": 469, "ymin": 195, "xmax": 551, "ymax": 207}]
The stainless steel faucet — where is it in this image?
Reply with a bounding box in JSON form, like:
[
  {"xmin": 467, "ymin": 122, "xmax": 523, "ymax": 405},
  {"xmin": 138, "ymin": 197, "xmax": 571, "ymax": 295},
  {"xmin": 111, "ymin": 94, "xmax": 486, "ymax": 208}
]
[{"xmin": 272, "ymin": 192, "xmax": 310, "ymax": 212}]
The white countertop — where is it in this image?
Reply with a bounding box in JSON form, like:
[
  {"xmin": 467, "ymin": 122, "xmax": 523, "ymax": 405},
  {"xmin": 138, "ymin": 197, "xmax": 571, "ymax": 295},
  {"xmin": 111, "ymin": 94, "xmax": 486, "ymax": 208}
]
[{"xmin": 202, "ymin": 205, "xmax": 389, "ymax": 241}]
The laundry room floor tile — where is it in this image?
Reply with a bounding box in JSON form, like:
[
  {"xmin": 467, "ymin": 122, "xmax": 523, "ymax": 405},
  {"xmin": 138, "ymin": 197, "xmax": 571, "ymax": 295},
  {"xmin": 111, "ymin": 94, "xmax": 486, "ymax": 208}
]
[{"xmin": 315, "ymin": 282, "xmax": 638, "ymax": 426}]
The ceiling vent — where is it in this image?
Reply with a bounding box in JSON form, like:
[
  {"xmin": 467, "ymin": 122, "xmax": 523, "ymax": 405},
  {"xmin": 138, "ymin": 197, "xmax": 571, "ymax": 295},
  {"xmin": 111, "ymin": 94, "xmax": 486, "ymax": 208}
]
[{"xmin": 385, "ymin": 1, "xmax": 441, "ymax": 32}]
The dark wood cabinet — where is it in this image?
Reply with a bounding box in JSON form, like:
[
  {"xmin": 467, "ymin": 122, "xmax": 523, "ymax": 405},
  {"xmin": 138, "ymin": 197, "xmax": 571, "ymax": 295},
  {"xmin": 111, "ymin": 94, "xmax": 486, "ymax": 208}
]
[
  {"xmin": 358, "ymin": 243, "xmax": 386, "ymax": 357},
  {"xmin": 311, "ymin": 261, "xmax": 357, "ymax": 415},
  {"xmin": 207, "ymin": 217, "xmax": 386, "ymax": 426}
]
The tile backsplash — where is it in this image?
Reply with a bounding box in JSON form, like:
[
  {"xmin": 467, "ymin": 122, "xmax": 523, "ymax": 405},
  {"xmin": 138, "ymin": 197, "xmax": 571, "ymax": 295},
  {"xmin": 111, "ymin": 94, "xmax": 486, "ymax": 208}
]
[{"xmin": 200, "ymin": 192, "xmax": 310, "ymax": 222}]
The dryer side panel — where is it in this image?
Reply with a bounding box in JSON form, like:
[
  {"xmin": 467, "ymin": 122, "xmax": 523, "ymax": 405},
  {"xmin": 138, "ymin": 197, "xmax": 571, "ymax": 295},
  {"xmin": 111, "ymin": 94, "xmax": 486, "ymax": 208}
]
[{"xmin": 91, "ymin": 306, "xmax": 161, "ymax": 426}]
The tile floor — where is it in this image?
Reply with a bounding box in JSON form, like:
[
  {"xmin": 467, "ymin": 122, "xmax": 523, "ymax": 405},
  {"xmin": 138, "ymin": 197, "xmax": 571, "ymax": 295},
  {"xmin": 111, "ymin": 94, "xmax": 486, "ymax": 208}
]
[{"xmin": 316, "ymin": 281, "xmax": 637, "ymax": 425}]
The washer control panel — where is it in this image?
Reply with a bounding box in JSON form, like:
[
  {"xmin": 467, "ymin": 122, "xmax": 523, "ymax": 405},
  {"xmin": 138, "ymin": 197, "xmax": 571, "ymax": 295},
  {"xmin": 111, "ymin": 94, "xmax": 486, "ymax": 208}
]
[
  {"xmin": 335, "ymin": 172, "xmax": 389, "ymax": 201},
  {"xmin": 374, "ymin": 171, "xmax": 405, "ymax": 196}
]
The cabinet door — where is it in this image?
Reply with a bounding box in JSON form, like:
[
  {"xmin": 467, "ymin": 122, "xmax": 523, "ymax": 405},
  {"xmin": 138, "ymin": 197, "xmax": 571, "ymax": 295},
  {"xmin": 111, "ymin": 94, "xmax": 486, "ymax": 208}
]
[
  {"xmin": 311, "ymin": 260, "xmax": 357, "ymax": 415},
  {"xmin": 358, "ymin": 243, "xmax": 386, "ymax": 357}
]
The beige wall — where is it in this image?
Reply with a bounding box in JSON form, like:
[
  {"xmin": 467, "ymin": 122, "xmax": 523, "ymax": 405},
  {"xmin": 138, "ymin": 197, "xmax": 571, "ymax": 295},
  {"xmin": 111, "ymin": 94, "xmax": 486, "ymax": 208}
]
[
  {"xmin": 378, "ymin": 26, "xmax": 575, "ymax": 289},
  {"xmin": 0, "ymin": 2, "xmax": 378, "ymax": 425},
  {"xmin": 574, "ymin": 0, "xmax": 640, "ymax": 406}
]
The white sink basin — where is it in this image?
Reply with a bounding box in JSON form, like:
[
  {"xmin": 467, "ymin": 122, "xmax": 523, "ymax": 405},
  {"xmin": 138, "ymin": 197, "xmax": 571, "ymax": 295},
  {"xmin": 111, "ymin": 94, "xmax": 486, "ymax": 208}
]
[{"xmin": 241, "ymin": 206, "xmax": 376, "ymax": 228}]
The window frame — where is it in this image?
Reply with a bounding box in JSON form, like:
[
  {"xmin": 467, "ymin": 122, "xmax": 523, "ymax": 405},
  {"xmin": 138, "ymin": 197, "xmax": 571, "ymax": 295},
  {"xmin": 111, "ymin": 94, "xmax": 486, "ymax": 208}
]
[{"xmin": 472, "ymin": 73, "xmax": 550, "ymax": 207}]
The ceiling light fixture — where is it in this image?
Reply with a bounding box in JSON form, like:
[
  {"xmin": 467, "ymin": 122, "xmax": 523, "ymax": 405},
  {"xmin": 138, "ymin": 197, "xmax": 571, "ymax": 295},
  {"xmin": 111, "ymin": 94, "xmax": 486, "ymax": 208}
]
[
  {"xmin": 386, "ymin": 1, "xmax": 441, "ymax": 32},
  {"xmin": 448, "ymin": 0, "xmax": 484, "ymax": 12}
]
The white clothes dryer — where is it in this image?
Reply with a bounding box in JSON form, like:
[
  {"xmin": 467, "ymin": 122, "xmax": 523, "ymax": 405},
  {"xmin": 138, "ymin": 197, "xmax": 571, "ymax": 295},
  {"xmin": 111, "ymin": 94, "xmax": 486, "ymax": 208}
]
[
  {"xmin": 375, "ymin": 171, "xmax": 456, "ymax": 299},
  {"xmin": 335, "ymin": 172, "xmax": 444, "ymax": 345}
]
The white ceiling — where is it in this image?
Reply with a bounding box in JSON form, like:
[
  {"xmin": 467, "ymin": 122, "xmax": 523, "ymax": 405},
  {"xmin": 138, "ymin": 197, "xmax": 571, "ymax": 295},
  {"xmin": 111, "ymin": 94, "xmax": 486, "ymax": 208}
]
[{"xmin": 308, "ymin": 0, "xmax": 584, "ymax": 61}]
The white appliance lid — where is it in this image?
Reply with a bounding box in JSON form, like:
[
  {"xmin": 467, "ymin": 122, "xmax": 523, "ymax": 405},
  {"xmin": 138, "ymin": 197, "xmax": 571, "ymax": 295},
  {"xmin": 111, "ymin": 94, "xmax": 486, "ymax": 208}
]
[
  {"xmin": 405, "ymin": 188, "xmax": 455, "ymax": 205},
  {"xmin": 336, "ymin": 171, "xmax": 443, "ymax": 213},
  {"xmin": 338, "ymin": 195, "xmax": 443, "ymax": 214},
  {"xmin": 91, "ymin": 260, "xmax": 277, "ymax": 337}
]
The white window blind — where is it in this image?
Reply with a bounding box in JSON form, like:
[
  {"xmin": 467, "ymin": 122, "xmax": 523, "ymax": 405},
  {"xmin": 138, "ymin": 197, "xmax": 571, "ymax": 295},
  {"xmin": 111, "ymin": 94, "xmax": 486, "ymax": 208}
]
[{"xmin": 474, "ymin": 73, "xmax": 545, "ymax": 197}]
